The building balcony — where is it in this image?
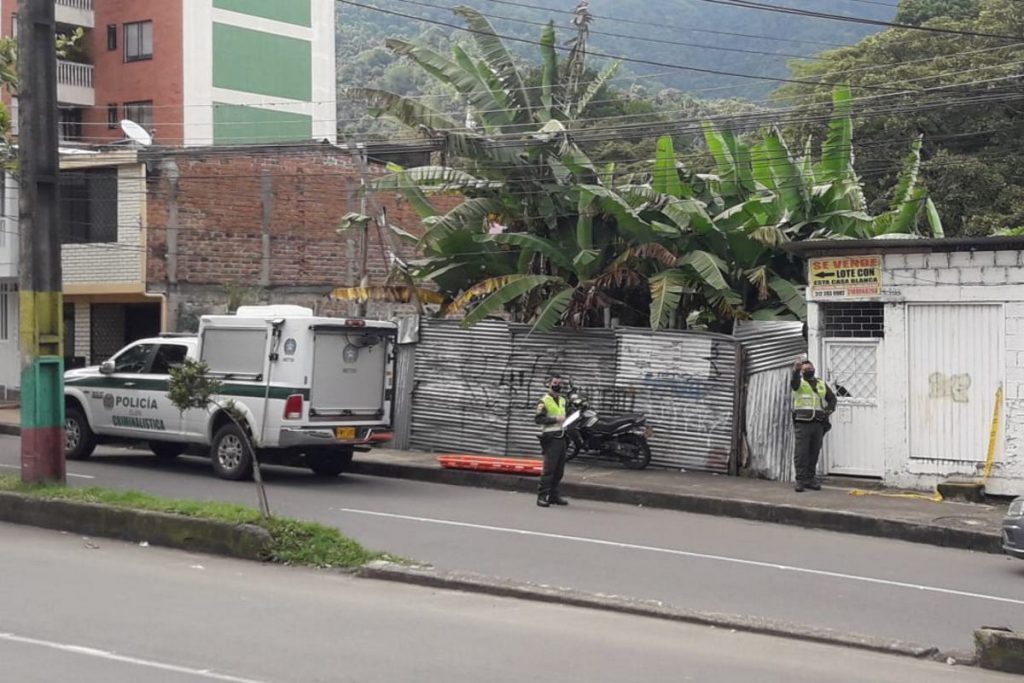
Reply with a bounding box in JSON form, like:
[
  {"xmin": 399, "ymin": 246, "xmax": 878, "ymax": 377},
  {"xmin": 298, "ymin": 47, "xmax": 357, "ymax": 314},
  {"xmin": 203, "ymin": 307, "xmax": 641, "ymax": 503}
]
[
  {"xmin": 55, "ymin": 0, "xmax": 94, "ymax": 29},
  {"xmin": 57, "ymin": 60, "xmax": 94, "ymax": 107}
]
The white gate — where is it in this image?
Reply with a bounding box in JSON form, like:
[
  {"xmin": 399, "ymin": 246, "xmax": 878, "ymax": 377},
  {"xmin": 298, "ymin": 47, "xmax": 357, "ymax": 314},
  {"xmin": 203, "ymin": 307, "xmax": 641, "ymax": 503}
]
[
  {"xmin": 823, "ymin": 339, "xmax": 884, "ymax": 477},
  {"xmin": 907, "ymin": 304, "xmax": 1003, "ymax": 462}
]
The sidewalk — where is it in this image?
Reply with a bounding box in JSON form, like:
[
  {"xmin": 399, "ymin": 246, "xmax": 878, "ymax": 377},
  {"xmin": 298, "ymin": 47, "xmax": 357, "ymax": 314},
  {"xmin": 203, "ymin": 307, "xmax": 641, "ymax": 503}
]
[{"xmin": 0, "ymin": 406, "xmax": 1006, "ymax": 553}]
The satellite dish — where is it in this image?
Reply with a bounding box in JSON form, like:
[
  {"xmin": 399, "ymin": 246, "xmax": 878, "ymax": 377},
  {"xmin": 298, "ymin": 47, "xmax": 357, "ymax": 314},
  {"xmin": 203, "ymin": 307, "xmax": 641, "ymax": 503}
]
[{"xmin": 120, "ymin": 119, "xmax": 152, "ymax": 147}]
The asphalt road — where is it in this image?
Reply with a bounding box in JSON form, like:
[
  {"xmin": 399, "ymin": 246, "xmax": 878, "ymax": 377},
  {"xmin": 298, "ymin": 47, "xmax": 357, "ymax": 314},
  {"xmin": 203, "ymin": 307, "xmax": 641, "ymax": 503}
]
[
  {"xmin": 2, "ymin": 438, "xmax": 1023, "ymax": 655},
  {"xmin": 3, "ymin": 524, "xmax": 1021, "ymax": 683}
]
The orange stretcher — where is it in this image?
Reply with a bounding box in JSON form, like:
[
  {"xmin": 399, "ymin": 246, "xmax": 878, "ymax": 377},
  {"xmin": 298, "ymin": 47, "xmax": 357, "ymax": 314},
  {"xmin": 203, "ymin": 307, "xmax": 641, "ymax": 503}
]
[{"xmin": 437, "ymin": 455, "xmax": 543, "ymax": 476}]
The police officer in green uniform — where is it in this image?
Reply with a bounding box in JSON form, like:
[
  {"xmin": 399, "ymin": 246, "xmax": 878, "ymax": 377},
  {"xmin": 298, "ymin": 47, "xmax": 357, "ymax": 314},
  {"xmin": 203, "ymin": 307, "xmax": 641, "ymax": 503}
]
[
  {"xmin": 791, "ymin": 360, "xmax": 836, "ymax": 492},
  {"xmin": 535, "ymin": 376, "xmax": 569, "ymax": 508}
]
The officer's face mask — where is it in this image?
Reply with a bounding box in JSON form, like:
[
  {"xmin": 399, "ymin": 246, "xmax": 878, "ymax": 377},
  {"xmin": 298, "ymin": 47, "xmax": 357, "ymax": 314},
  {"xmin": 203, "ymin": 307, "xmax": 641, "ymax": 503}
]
[
  {"xmin": 802, "ymin": 366, "xmax": 815, "ymax": 380},
  {"xmin": 550, "ymin": 381, "xmax": 562, "ymax": 394}
]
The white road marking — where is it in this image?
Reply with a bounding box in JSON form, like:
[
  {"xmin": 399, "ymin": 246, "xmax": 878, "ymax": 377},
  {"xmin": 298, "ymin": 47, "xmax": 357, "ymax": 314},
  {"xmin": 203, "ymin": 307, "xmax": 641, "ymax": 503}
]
[
  {"xmin": 0, "ymin": 463, "xmax": 94, "ymax": 480},
  {"xmin": 336, "ymin": 507, "xmax": 1024, "ymax": 608},
  {"xmin": 0, "ymin": 632, "xmax": 269, "ymax": 683}
]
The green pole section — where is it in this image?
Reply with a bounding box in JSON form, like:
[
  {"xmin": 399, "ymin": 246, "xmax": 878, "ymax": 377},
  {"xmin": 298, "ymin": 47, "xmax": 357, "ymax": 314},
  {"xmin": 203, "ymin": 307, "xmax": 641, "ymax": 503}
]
[{"xmin": 18, "ymin": 0, "xmax": 65, "ymax": 484}]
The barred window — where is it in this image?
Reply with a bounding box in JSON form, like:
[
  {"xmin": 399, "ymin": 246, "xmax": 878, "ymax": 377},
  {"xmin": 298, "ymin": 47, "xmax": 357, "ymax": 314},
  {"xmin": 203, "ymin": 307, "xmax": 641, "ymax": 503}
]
[{"xmin": 59, "ymin": 168, "xmax": 119, "ymax": 244}]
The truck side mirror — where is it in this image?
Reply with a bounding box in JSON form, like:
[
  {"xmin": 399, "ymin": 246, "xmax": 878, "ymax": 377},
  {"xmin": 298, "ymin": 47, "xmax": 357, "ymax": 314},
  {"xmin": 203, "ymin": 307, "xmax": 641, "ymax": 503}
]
[{"xmin": 99, "ymin": 360, "xmax": 115, "ymax": 375}]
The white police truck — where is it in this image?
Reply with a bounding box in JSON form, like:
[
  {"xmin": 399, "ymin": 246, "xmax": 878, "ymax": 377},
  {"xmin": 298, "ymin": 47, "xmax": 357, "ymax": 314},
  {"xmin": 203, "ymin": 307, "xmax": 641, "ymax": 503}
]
[{"xmin": 64, "ymin": 305, "xmax": 397, "ymax": 479}]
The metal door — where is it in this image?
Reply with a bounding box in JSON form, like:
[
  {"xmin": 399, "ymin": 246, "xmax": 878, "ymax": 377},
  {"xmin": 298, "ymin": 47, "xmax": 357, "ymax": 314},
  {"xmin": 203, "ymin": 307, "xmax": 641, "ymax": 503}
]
[
  {"xmin": 907, "ymin": 304, "xmax": 1003, "ymax": 462},
  {"xmin": 823, "ymin": 339, "xmax": 884, "ymax": 477}
]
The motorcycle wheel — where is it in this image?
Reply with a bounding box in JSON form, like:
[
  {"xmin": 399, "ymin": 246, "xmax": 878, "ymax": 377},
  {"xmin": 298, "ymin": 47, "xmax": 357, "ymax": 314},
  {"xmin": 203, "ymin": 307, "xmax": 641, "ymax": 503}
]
[
  {"xmin": 619, "ymin": 434, "xmax": 652, "ymax": 470},
  {"xmin": 566, "ymin": 439, "xmax": 581, "ymax": 462}
]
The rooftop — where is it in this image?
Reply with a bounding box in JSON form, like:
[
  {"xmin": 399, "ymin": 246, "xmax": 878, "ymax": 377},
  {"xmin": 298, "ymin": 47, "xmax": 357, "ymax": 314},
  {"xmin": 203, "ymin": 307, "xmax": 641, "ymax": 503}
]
[{"xmin": 784, "ymin": 236, "xmax": 1024, "ymax": 257}]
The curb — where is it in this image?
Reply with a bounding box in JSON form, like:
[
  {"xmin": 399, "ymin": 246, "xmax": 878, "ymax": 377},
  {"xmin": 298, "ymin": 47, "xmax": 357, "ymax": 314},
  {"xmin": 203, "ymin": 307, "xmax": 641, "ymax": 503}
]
[
  {"xmin": 358, "ymin": 561, "xmax": 946, "ymax": 661},
  {"xmin": 348, "ymin": 460, "xmax": 1003, "ymax": 555},
  {"xmin": 0, "ymin": 491, "xmax": 272, "ymax": 560}
]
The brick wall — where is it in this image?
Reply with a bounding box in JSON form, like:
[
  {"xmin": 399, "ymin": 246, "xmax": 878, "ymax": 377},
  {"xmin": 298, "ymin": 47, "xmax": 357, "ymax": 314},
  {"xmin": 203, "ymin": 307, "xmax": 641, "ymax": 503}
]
[
  {"xmin": 884, "ymin": 250, "xmax": 1024, "ymax": 288},
  {"xmin": 145, "ymin": 146, "xmax": 455, "ymax": 325}
]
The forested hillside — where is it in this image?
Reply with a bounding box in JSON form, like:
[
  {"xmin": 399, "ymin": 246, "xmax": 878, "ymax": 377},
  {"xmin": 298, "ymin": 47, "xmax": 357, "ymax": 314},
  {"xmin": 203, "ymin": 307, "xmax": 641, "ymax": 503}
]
[{"xmin": 335, "ymin": 0, "xmax": 895, "ymax": 136}]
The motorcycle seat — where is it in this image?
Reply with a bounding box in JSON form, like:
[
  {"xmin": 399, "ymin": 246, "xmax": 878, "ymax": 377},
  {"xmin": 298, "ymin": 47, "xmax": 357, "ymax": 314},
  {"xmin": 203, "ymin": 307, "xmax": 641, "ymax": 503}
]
[{"xmin": 592, "ymin": 414, "xmax": 645, "ymax": 434}]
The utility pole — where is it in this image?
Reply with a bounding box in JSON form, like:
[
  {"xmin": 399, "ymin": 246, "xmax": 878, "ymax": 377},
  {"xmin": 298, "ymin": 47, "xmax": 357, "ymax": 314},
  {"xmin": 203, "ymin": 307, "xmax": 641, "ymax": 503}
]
[{"xmin": 18, "ymin": 0, "xmax": 65, "ymax": 484}]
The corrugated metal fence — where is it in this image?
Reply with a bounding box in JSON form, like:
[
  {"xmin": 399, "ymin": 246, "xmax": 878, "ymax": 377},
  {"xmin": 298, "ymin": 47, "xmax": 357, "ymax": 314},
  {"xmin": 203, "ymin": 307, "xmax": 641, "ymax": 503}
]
[
  {"xmin": 406, "ymin": 320, "xmax": 743, "ymax": 473},
  {"xmin": 733, "ymin": 320, "xmax": 807, "ymax": 481}
]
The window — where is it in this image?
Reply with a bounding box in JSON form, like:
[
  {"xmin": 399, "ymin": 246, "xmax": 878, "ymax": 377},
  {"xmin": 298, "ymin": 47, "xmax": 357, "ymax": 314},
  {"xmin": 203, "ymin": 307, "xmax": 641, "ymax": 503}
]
[
  {"xmin": 822, "ymin": 302, "xmax": 884, "ymax": 339},
  {"xmin": 124, "ymin": 21, "xmax": 153, "ymax": 62},
  {"xmin": 123, "ymin": 101, "xmax": 153, "ymax": 133},
  {"xmin": 149, "ymin": 344, "xmax": 189, "ymax": 374},
  {"xmin": 107, "ymin": 24, "xmax": 117, "ymax": 51},
  {"xmin": 0, "ymin": 284, "xmax": 13, "ymax": 342},
  {"xmin": 107, "ymin": 103, "xmax": 119, "ymax": 129},
  {"xmin": 59, "ymin": 108, "xmax": 83, "ymax": 142},
  {"xmin": 113, "ymin": 344, "xmax": 155, "ymax": 373},
  {"xmin": 59, "ymin": 168, "xmax": 119, "ymax": 244},
  {"xmin": 11, "ymin": 14, "xmax": 17, "ymax": 39}
]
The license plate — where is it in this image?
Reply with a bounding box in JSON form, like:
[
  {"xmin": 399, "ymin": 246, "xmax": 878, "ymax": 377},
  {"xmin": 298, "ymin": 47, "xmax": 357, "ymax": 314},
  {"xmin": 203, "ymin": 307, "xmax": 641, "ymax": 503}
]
[{"xmin": 335, "ymin": 427, "xmax": 356, "ymax": 440}]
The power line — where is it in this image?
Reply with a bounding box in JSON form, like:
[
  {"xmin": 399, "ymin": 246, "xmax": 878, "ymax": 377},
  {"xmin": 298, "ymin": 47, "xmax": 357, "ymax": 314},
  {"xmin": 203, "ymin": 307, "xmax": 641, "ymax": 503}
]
[
  {"xmin": 470, "ymin": 0, "xmax": 878, "ymax": 48},
  {"xmin": 689, "ymin": 0, "xmax": 1022, "ymax": 41},
  {"xmin": 334, "ymin": 0, "xmax": 916, "ymax": 91}
]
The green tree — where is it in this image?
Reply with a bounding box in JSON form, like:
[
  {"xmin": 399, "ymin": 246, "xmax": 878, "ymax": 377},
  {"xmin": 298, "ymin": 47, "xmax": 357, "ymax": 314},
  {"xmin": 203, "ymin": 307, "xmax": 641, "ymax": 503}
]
[
  {"xmin": 346, "ymin": 10, "xmax": 943, "ymax": 333},
  {"xmin": 775, "ymin": 0, "xmax": 1024, "ymax": 235}
]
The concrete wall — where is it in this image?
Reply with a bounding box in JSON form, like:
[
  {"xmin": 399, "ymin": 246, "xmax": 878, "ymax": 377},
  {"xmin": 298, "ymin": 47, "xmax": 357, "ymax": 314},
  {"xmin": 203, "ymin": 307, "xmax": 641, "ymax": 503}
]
[{"xmin": 810, "ymin": 249, "xmax": 1024, "ymax": 496}]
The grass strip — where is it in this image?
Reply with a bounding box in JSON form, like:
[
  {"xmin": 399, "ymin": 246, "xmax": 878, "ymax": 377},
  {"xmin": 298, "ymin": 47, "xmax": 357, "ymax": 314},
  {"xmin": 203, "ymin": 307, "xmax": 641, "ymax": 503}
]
[{"xmin": 0, "ymin": 474, "xmax": 385, "ymax": 568}]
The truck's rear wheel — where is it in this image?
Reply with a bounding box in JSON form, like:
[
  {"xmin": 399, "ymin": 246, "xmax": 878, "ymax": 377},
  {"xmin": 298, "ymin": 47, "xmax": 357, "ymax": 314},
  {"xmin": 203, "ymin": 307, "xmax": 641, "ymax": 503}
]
[
  {"xmin": 306, "ymin": 448, "xmax": 353, "ymax": 477},
  {"xmin": 65, "ymin": 405, "xmax": 97, "ymax": 461},
  {"xmin": 150, "ymin": 441, "xmax": 186, "ymax": 460},
  {"xmin": 210, "ymin": 423, "xmax": 253, "ymax": 480}
]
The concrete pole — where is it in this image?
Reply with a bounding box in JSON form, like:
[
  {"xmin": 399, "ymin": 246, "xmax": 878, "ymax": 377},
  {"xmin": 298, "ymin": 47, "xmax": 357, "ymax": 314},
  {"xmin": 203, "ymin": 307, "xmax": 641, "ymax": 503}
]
[{"xmin": 18, "ymin": 0, "xmax": 65, "ymax": 483}]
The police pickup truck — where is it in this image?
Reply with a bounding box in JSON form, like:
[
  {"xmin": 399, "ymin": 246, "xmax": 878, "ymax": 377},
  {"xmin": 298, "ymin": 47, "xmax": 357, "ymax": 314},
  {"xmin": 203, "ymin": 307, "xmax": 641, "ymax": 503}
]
[{"xmin": 64, "ymin": 306, "xmax": 397, "ymax": 479}]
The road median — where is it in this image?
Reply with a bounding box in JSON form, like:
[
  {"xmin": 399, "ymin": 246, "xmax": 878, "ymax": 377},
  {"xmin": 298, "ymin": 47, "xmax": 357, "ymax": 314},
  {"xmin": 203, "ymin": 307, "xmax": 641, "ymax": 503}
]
[
  {"xmin": 0, "ymin": 490, "xmax": 272, "ymax": 559},
  {"xmin": 0, "ymin": 475, "xmax": 380, "ymax": 568}
]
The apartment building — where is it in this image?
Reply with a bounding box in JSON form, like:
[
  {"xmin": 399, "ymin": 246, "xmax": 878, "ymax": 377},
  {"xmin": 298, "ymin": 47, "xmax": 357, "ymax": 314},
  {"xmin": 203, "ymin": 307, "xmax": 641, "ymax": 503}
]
[{"xmin": 0, "ymin": 0, "xmax": 338, "ymax": 397}]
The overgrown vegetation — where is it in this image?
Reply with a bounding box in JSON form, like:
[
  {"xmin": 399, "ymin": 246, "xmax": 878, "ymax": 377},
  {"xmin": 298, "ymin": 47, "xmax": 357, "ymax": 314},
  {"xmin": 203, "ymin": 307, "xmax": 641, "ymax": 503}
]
[
  {"xmin": 0, "ymin": 475, "xmax": 382, "ymax": 568},
  {"xmin": 776, "ymin": 0, "xmax": 1024, "ymax": 236},
  {"xmin": 339, "ymin": 8, "xmax": 941, "ymax": 333}
]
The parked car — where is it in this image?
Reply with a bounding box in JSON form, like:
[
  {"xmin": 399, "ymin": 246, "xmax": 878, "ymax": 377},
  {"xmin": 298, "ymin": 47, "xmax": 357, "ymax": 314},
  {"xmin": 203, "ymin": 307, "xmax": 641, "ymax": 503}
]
[
  {"xmin": 1004, "ymin": 497, "xmax": 1024, "ymax": 559},
  {"xmin": 64, "ymin": 305, "xmax": 397, "ymax": 479}
]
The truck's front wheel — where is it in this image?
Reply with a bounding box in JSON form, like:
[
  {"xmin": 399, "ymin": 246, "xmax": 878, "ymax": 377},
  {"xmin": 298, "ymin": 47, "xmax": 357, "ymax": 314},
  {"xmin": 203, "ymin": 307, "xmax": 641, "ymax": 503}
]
[
  {"xmin": 306, "ymin": 448, "xmax": 353, "ymax": 477},
  {"xmin": 210, "ymin": 423, "xmax": 253, "ymax": 480}
]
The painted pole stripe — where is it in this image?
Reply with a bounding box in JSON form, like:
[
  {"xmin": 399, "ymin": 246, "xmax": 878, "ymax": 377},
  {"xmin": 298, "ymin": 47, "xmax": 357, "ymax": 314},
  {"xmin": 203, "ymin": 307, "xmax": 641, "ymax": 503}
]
[
  {"xmin": 335, "ymin": 508, "xmax": 1024, "ymax": 608},
  {"xmin": 0, "ymin": 632, "xmax": 269, "ymax": 683}
]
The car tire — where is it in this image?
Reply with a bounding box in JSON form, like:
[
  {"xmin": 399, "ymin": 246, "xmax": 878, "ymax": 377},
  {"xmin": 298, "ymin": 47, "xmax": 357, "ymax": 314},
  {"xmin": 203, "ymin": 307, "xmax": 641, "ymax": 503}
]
[
  {"xmin": 65, "ymin": 405, "xmax": 97, "ymax": 461},
  {"xmin": 306, "ymin": 448, "xmax": 353, "ymax": 477},
  {"xmin": 149, "ymin": 441, "xmax": 187, "ymax": 461},
  {"xmin": 210, "ymin": 423, "xmax": 254, "ymax": 481}
]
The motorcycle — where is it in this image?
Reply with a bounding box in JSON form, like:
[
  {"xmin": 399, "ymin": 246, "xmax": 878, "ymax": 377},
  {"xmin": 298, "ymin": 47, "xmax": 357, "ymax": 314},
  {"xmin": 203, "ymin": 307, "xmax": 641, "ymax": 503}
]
[{"xmin": 563, "ymin": 383, "xmax": 652, "ymax": 470}]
